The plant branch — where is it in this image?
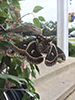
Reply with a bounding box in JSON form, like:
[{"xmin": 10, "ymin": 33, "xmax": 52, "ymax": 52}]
[
  {"xmin": 5, "ymin": 33, "xmax": 10, "ymax": 41},
  {"xmin": 13, "ymin": 12, "xmax": 33, "ymax": 27}
]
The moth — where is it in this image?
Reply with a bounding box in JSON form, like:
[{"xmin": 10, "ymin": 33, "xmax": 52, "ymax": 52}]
[
  {"xmin": 6, "ymin": 37, "xmax": 66, "ymax": 66},
  {"xmin": 0, "ymin": 24, "xmax": 66, "ymax": 66}
]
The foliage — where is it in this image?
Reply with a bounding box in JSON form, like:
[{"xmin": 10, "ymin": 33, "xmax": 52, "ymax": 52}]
[
  {"xmin": 69, "ymin": 42, "xmax": 75, "ymax": 56},
  {"xmin": 69, "ymin": 27, "xmax": 75, "ymax": 34},
  {"xmin": 52, "ymin": 38, "xmax": 57, "ymax": 45},
  {"xmin": 41, "ymin": 21, "xmax": 75, "ymax": 36},
  {"xmin": 33, "ymin": 6, "xmax": 43, "ymax": 13},
  {"xmin": 33, "ymin": 6, "xmax": 45, "ymax": 28},
  {"xmin": 0, "ymin": 0, "xmax": 21, "ymax": 28},
  {"xmin": 42, "ymin": 28, "xmax": 50, "ymax": 36},
  {"xmin": 41, "ymin": 21, "xmax": 57, "ymax": 36},
  {"xmin": 0, "ymin": 0, "xmax": 45, "ymax": 99}
]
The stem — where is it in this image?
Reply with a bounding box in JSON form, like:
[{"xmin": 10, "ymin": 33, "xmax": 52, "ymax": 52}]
[
  {"xmin": 0, "ymin": 25, "xmax": 9, "ymax": 41},
  {"xmin": 13, "ymin": 12, "xmax": 33, "ymax": 27},
  {"xmin": 5, "ymin": 33, "xmax": 9, "ymax": 41}
]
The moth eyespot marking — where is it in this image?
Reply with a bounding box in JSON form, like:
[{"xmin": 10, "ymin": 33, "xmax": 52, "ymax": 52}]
[
  {"xmin": 20, "ymin": 53, "xmax": 24, "ymax": 56},
  {"xmin": 31, "ymin": 50, "xmax": 35, "ymax": 55},
  {"xmin": 11, "ymin": 50, "xmax": 14, "ymax": 53},
  {"xmin": 20, "ymin": 53, "xmax": 22, "ymax": 55},
  {"xmin": 23, "ymin": 44, "xmax": 27, "ymax": 47},
  {"xmin": 51, "ymin": 53, "xmax": 54, "ymax": 56},
  {"xmin": 23, "ymin": 54, "xmax": 24, "ymax": 56}
]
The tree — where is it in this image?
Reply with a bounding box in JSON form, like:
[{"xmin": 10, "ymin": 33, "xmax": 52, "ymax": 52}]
[
  {"xmin": 42, "ymin": 27, "xmax": 50, "ymax": 36},
  {"xmin": 69, "ymin": 27, "xmax": 75, "ymax": 34},
  {"xmin": 0, "ymin": 0, "xmax": 45, "ymax": 99},
  {"xmin": 41, "ymin": 21, "xmax": 57, "ymax": 36}
]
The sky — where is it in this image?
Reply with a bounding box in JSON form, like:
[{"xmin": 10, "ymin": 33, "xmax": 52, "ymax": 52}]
[{"xmin": 19, "ymin": 0, "xmax": 75, "ymax": 27}]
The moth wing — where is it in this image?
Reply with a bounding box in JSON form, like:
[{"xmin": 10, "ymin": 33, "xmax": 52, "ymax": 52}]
[
  {"xmin": 15, "ymin": 39, "xmax": 34, "ymax": 50},
  {"xmin": 26, "ymin": 40, "xmax": 43, "ymax": 64},
  {"xmin": 56, "ymin": 46, "xmax": 66, "ymax": 63},
  {"xmin": 45, "ymin": 43, "xmax": 58, "ymax": 66}
]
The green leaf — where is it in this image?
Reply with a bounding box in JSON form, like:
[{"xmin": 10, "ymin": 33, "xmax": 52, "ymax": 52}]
[
  {"xmin": 13, "ymin": 58, "xmax": 21, "ymax": 66},
  {"xmin": 9, "ymin": 68, "xmax": 18, "ymax": 76},
  {"xmin": 3, "ymin": 12, "xmax": 9, "ymax": 18},
  {"xmin": 12, "ymin": 11, "xmax": 19, "ymax": 22},
  {"xmin": 0, "ymin": 1, "xmax": 10, "ymax": 8},
  {"xmin": 0, "ymin": 79, "xmax": 5, "ymax": 97},
  {"xmin": 0, "ymin": 32, "xmax": 5, "ymax": 36},
  {"xmin": 22, "ymin": 92, "xmax": 30, "ymax": 100},
  {"xmin": 0, "ymin": 74, "xmax": 27, "ymax": 84},
  {"xmin": 35, "ymin": 65, "xmax": 40, "ymax": 74},
  {"xmin": 35, "ymin": 99, "xmax": 39, "ymax": 100},
  {"xmin": 12, "ymin": 39, "xmax": 20, "ymax": 43},
  {"xmin": 0, "ymin": 40, "xmax": 11, "ymax": 51},
  {"xmin": 30, "ymin": 63, "xmax": 34, "ymax": 70},
  {"xmin": 9, "ymin": 34, "xmax": 24, "ymax": 39},
  {"xmin": 4, "ymin": 56, "xmax": 11, "ymax": 66},
  {"xmin": 28, "ymin": 82, "xmax": 35, "ymax": 92},
  {"xmin": 1, "ymin": 41, "xmax": 11, "ymax": 48},
  {"xmin": 0, "ymin": 12, "xmax": 3, "ymax": 17},
  {"xmin": 33, "ymin": 92, "xmax": 40, "ymax": 99},
  {"xmin": 26, "ymin": 91, "xmax": 34, "ymax": 97},
  {"xmin": 13, "ymin": 13, "xmax": 16, "ymax": 22},
  {"xmin": 16, "ymin": 65, "xmax": 22, "ymax": 75},
  {"xmin": 33, "ymin": 18, "xmax": 40, "ymax": 28},
  {"xmin": 0, "ymin": 53, "xmax": 2, "ymax": 61},
  {"xmin": 33, "ymin": 6, "xmax": 43, "ymax": 13},
  {"xmin": 14, "ymin": 3, "xmax": 21, "ymax": 10},
  {"xmin": 0, "ymin": 17, "xmax": 6, "ymax": 24},
  {"xmin": 10, "ymin": 61, "xmax": 16, "ymax": 68},
  {"xmin": 38, "ymin": 16, "xmax": 45, "ymax": 22},
  {"xmin": 14, "ymin": 11, "xmax": 18, "ymax": 19},
  {"xmin": 6, "ymin": 21, "xmax": 12, "ymax": 29},
  {"xmin": 9, "ymin": 69, "xmax": 18, "ymax": 76},
  {"xmin": 24, "ymin": 67, "xmax": 30, "ymax": 78},
  {"xmin": 8, "ymin": 0, "xmax": 17, "ymax": 4},
  {"xmin": 8, "ymin": 0, "xmax": 21, "ymax": 9},
  {"xmin": 31, "ymin": 70, "xmax": 36, "ymax": 79},
  {"xmin": 0, "ymin": 42, "xmax": 7, "ymax": 50},
  {"xmin": 0, "ymin": 8, "xmax": 4, "ymax": 13}
]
